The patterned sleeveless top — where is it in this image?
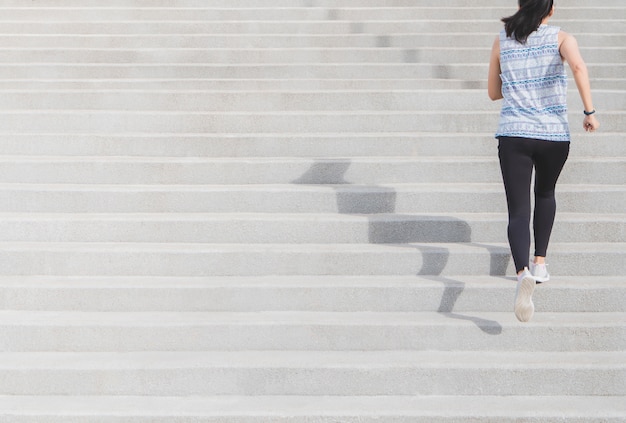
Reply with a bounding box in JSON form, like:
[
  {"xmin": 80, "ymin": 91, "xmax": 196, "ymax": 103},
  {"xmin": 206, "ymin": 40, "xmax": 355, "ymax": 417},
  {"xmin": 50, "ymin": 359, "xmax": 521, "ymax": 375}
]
[{"xmin": 495, "ymin": 25, "xmax": 570, "ymax": 142}]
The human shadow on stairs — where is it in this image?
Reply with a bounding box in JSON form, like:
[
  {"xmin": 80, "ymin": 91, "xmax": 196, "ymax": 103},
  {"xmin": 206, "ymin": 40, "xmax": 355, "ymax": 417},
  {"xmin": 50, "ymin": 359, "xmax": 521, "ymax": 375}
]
[{"xmin": 293, "ymin": 160, "xmax": 505, "ymax": 335}]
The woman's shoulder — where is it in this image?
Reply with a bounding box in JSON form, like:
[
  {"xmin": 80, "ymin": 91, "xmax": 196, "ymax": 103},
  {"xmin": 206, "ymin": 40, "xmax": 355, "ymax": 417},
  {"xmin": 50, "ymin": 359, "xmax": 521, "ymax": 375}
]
[
  {"xmin": 540, "ymin": 24, "xmax": 562, "ymax": 35},
  {"xmin": 558, "ymin": 30, "xmax": 579, "ymax": 51}
]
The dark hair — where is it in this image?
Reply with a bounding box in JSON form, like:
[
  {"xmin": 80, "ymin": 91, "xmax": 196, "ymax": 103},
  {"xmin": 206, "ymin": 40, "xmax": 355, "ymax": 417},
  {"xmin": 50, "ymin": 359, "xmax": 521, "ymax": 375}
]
[{"xmin": 502, "ymin": 0, "xmax": 554, "ymax": 44}]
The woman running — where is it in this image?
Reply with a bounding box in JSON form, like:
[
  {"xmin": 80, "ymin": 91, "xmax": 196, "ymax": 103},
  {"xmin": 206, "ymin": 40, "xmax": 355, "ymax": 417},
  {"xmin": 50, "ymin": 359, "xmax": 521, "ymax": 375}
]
[{"xmin": 488, "ymin": 0, "xmax": 600, "ymax": 322}]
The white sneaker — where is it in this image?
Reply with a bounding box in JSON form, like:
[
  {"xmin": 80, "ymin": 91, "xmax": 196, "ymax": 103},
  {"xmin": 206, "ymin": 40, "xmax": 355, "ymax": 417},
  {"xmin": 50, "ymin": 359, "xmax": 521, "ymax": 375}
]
[
  {"xmin": 530, "ymin": 262, "xmax": 550, "ymax": 283},
  {"xmin": 514, "ymin": 267, "xmax": 535, "ymax": 323}
]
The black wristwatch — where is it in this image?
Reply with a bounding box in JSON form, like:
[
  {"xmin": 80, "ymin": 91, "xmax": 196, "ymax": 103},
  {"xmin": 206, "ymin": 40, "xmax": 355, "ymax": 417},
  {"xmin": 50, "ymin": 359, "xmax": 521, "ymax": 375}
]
[{"xmin": 583, "ymin": 109, "xmax": 596, "ymax": 116}]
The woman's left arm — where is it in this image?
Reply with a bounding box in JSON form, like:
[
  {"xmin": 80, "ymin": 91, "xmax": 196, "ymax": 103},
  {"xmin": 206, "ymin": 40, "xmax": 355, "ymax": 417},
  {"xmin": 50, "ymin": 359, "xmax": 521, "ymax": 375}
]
[{"xmin": 488, "ymin": 35, "xmax": 503, "ymax": 101}]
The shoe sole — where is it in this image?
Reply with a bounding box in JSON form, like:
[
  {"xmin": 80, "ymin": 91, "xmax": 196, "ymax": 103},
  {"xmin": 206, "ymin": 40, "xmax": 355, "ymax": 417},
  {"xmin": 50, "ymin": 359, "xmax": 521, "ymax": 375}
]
[{"xmin": 514, "ymin": 275, "xmax": 536, "ymax": 322}]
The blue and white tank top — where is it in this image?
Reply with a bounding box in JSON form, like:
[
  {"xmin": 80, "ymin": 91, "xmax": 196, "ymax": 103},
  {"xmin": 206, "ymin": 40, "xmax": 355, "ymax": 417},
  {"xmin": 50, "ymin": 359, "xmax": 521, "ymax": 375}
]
[{"xmin": 495, "ymin": 25, "xmax": 570, "ymax": 142}]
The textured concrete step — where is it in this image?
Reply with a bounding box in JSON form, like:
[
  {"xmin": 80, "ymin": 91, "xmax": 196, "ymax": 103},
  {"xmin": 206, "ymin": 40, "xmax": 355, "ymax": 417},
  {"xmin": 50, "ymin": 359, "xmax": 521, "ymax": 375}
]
[
  {"xmin": 1, "ymin": 0, "xmax": 623, "ymax": 7},
  {"xmin": 0, "ymin": 133, "xmax": 623, "ymax": 158},
  {"xmin": 0, "ymin": 78, "xmax": 494, "ymax": 91},
  {"xmin": 0, "ymin": 212, "xmax": 622, "ymax": 244},
  {"xmin": 0, "ymin": 156, "xmax": 622, "ymax": 185},
  {"xmin": 1, "ymin": 47, "xmax": 623, "ymax": 64},
  {"xmin": 0, "ymin": 33, "xmax": 476, "ymax": 49},
  {"xmin": 0, "ymin": 310, "xmax": 623, "ymax": 351},
  {"xmin": 0, "ymin": 21, "xmax": 502, "ymax": 35},
  {"xmin": 0, "ymin": 183, "xmax": 622, "ymax": 214},
  {"xmin": 1, "ymin": 20, "xmax": 623, "ymax": 35},
  {"xmin": 0, "ymin": 90, "xmax": 622, "ymax": 112},
  {"xmin": 0, "ymin": 241, "xmax": 624, "ymax": 277},
  {"xmin": 2, "ymin": 33, "xmax": 623, "ymax": 49},
  {"xmin": 2, "ymin": 64, "xmax": 624, "ymax": 80},
  {"xmin": 2, "ymin": 111, "xmax": 624, "ymax": 134},
  {"xmin": 0, "ymin": 90, "xmax": 501, "ymax": 112},
  {"xmin": 0, "ymin": 275, "xmax": 623, "ymax": 313},
  {"xmin": 0, "ymin": 7, "xmax": 623, "ymax": 21},
  {"xmin": 0, "ymin": 110, "xmax": 494, "ymax": 133},
  {"xmin": 3, "ymin": 78, "xmax": 626, "ymax": 90},
  {"xmin": 0, "ymin": 351, "xmax": 622, "ymax": 396},
  {"xmin": 2, "ymin": 212, "xmax": 625, "ymax": 244},
  {"xmin": 0, "ymin": 395, "xmax": 624, "ymax": 423}
]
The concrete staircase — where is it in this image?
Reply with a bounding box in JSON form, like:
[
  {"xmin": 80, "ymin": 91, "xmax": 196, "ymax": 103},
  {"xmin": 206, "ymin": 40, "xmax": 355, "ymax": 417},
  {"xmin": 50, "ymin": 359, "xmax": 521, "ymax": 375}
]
[{"xmin": 0, "ymin": 0, "xmax": 624, "ymax": 421}]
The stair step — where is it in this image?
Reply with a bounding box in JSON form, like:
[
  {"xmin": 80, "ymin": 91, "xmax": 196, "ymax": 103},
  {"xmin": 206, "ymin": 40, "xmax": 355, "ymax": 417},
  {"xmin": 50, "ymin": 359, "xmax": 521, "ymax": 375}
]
[
  {"xmin": 3, "ymin": 20, "xmax": 624, "ymax": 35},
  {"xmin": 1, "ymin": 111, "xmax": 624, "ymax": 134},
  {"xmin": 0, "ymin": 183, "xmax": 622, "ymax": 213},
  {"xmin": 0, "ymin": 133, "xmax": 623, "ymax": 157},
  {"xmin": 0, "ymin": 275, "xmax": 623, "ymax": 313},
  {"xmin": 0, "ymin": 7, "xmax": 623, "ymax": 21},
  {"xmin": 0, "ymin": 90, "xmax": 622, "ymax": 112},
  {"xmin": 1, "ymin": 47, "xmax": 624, "ymax": 64},
  {"xmin": 0, "ymin": 213, "xmax": 622, "ymax": 244},
  {"xmin": 0, "ymin": 351, "xmax": 623, "ymax": 396},
  {"xmin": 2, "ymin": 63, "xmax": 624, "ymax": 80},
  {"xmin": 0, "ymin": 394, "xmax": 623, "ymax": 423},
  {"xmin": 3, "ymin": 110, "xmax": 625, "ymax": 133},
  {"xmin": 0, "ymin": 241, "xmax": 624, "ymax": 276},
  {"xmin": 0, "ymin": 156, "xmax": 622, "ymax": 185},
  {"xmin": 1, "ymin": 0, "xmax": 624, "ymax": 7},
  {"xmin": 2, "ymin": 33, "xmax": 624, "ymax": 48},
  {"xmin": 3, "ymin": 78, "xmax": 626, "ymax": 90},
  {"xmin": 0, "ymin": 78, "xmax": 495, "ymax": 91},
  {"xmin": 0, "ymin": 310, "xmax": 623, "ymax": 352}
]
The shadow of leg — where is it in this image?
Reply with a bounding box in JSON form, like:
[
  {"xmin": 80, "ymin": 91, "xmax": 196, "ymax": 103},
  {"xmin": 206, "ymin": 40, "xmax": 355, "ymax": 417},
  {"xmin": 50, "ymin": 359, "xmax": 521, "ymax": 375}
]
[
  {"xmin": 430, "ymin": 275, "xmax": 503, "ymax": 335},
  {"xmin": 293, "ymin": 161, "xmax": 506, "ymax": 335}
]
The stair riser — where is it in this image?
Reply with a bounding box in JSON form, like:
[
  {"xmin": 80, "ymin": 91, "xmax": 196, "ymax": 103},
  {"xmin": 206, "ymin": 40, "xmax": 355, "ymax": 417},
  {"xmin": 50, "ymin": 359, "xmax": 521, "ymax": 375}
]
[
  {"xmin": 0, "ymin": 218, "xmax": 623, "ymax": 243},
  {"xmin": 0, "ymin": 415, "xmax": 621, "ymax": 423},
  {"xmin": 0, "ymin": 324, "xmax": 622, "ymax": 352},
  {"xmin": 0, "ymin": 368, "xmax": 622, "ymax": 396},
  {"xmin": 0, "ymin": 416, "xmax": 622, "ymax": 423},
  {"xmin": 0, "ymin": 134, "xmax": 623, "ymax": 157},
  {"xmin": 2, "ymin": 285, "xmax": 623, "ymax": 313},
  {"xmin": 2, "ymin": 64, "xmax": 624, "ymax": 80},
  {"xmin": 3, "ymin": 79, "xmax": 625, "ymax": 91},
  {"xmin": 1, "ymin": 48, "xmax": 622, "ymax": 64},
  {"xmin": 0, "ymin": 91, "xmax": 622, "ymax": 112},
  {"xmin": 0, "ymin": 79, "xmax": 490, "ymax": 91},
  {"xmin": 2, "ymin": 112, "xmax": 624, "ymax": 133},
  {"xmin": 0, "ymin": 189, "xmax": 622, "ymax": 213},
  {"xmin": 1, "ymin": 8, "xmax": 623, "ymax": 21},
  {"xmin": 1, "ymin": 0, "xmax": 623, "ymax": 7},
  {"xmin": 0, "ymin": 159, "xmax": 622, "ymax": 185},
  {"xmin": 3, "ymin": 21, "xmax": 622, "ymax": 34},
  {"xmin": 0, "ymin": 246, "xmax": 624, "ymax": 276},
  {"xmin": 2, "ymin": 34, "xmax": 623, "ymax": 48}
]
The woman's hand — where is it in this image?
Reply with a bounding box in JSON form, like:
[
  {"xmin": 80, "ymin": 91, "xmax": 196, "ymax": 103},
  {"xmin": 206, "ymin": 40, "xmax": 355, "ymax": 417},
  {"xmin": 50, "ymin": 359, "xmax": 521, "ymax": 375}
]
[{"xmin": 584, "ymin": 114, "xmax": 600, "ymax": 132}]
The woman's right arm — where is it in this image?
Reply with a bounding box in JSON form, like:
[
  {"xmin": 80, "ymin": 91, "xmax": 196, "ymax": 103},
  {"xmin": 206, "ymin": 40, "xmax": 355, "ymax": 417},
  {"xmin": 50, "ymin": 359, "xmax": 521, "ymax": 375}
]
[
  {"xmin": 488, "ymin": 36, "xmax": 503, "ymax": 101},
  {"xmin": 559, "ymin": 31, "xmax": 600, "ymax": 132}
]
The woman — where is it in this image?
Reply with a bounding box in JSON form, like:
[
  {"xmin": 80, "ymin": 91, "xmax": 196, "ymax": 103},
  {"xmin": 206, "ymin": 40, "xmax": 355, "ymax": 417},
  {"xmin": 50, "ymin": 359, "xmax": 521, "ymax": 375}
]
[{"xmin": 488, "ymin": 0, "xmax": 599, "ymax": 322}]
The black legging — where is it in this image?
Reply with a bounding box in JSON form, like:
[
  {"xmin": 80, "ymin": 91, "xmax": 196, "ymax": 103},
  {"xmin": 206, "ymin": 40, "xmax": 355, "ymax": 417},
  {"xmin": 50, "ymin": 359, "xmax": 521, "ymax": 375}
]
[{"xmin": 498, "ymin": 136, "xmax": 570, "ymax": 273}]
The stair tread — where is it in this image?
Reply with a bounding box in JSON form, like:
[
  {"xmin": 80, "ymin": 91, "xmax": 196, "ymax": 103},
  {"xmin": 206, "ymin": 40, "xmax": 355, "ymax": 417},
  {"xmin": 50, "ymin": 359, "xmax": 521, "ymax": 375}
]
[
  {"xmin": 0, "ymin": 350, "xmax": 623, "ymax": 369},
  {"xmin": 0, "ymin": 155, "xmax": 624, "ymax": 162},
  {"xmin": 0, "ymin": 274, "xmax": 623, "ymax": 288},
  {"xmin": 1, "ymin": 182, "xmax": 623, "ymax": 190},
  {"xmin": 0, "ymin": 310, "xmax": 623, "ymax": 327},
  {"xmin": 0, "ymin": 211, "xmax": 623, "ymax": 220},
  {"xmin": 0, "ymin": 395, "xmax": 623, "ymax": 419},
  {"xmin": 0, "ymin": 241, "xmax": 622, "ymax": 250}
]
